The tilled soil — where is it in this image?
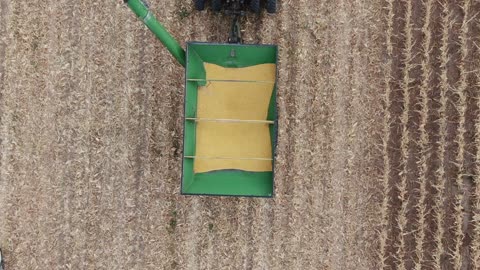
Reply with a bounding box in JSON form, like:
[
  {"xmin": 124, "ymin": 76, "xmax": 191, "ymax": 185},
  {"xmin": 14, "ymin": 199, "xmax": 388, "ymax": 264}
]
[{"xmin": 0, "ymin": 0, "xmax": 478, "ymax": 269}]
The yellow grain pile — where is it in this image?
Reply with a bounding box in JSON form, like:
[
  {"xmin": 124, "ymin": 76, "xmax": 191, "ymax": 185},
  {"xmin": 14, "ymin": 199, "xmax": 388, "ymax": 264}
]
[{"xmin": 194, "ymin": 63, "xmax": 276, "ymax": 173}]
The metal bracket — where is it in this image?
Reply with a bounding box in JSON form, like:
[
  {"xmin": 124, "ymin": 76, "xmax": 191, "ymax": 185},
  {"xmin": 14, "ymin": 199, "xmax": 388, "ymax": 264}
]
[{"xmin": 228, "ymin": 16, "xmax": 242, "ymax": 43}]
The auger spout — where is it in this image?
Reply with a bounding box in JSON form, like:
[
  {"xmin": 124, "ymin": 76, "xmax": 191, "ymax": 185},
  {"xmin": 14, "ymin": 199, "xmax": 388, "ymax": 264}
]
[{"xmin": 125, "ymin": 0, "xmax": 186, "ymax": 67}]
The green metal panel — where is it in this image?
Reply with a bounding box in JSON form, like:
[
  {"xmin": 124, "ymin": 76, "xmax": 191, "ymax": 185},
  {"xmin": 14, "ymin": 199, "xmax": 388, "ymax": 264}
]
[{"xmin": 182, "ymin": 42, "xmax": 278, "ymax": 197}]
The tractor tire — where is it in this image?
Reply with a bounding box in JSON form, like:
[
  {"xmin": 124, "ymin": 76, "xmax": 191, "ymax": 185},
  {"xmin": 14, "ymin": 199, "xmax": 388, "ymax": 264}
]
[
  {"xmin": 212, "ymin": 0, "xmax": 222, "ymax": 12},
  {"xmin": 266, "ymin": 0, "xmax": 276, "ymax": 13},
  {"xmin": 249, "ymin": 0, "xmax": 261, "ymax": 13},
  {"xmin": 0, "ymin": 248, "xmax": 4, "ymax": 270},
  {"xmin": 194, "ymin": 0, "xmax": 206, "ymax": 10}
]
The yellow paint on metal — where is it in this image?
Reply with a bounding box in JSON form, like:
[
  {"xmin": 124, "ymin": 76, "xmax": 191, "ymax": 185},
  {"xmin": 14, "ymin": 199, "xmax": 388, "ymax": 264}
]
[{"xmin": 194, "ymin": 63, "xmax": 276, "ymax": 173}]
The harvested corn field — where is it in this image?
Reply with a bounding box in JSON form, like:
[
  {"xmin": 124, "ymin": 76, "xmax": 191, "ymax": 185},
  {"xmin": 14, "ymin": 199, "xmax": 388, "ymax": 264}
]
[{"xmin": 0, "ymin": 0, "xmax": 479, "ymax": 269}]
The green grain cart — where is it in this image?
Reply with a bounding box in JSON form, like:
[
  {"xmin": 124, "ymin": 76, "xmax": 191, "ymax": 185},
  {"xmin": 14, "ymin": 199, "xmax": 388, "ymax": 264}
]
[{"xmin": 125, "ymin": 0, "xmax": 278, "ymax": 197}]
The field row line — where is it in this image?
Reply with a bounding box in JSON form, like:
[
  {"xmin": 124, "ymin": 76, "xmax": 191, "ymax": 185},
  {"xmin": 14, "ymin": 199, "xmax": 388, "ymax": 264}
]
[{"xmin": 396, "ymin": 0, "xmax": 414, "ymax": 268}]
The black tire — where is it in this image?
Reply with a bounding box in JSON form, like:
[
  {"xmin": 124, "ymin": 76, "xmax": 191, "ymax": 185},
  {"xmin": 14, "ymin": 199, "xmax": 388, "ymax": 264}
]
[
  {"xmin": 266, "ymin": 0, "xmax": 276, "ymax": 13},
  {"xmin": 194, "ymin": 0, "xmax": 206, "ymax": 10},
  {"xmin": 212, "ymin": 0, "xmax": 222, "ymax": 12},
  {"xmin": 249, "ymin": 0, "xmax": 261, "ymax": 13},
  {"xmin": 0, "ymin": 248, "xmax": 4, "ymax": 270}
]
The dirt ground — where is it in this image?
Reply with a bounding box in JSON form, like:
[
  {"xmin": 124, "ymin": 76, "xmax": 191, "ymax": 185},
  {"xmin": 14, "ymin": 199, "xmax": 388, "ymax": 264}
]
[{"xmin": 0, "ymin": 0, "xmax": 478, "ymax": 269}]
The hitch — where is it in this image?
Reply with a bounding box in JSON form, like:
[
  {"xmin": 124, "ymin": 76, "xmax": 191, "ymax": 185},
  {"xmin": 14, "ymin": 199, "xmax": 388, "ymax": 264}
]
[
  {"xmin": 228, "ymin": 15, "xmax": 242, "ymax": 43},
  {"xmin": 225, "ymin": 0, "xmax": 246, "ymax": 43},
  {"xmin": 194, "ymin": 0, "xmax": 277, "ymax": 43}
]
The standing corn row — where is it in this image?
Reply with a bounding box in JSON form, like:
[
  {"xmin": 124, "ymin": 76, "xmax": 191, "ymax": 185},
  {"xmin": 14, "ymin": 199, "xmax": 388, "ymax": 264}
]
[
  {"xmin": 473, "ymin": 3, "xmax": 480, "ymax": 267},
  {"xmin": 396, "ymin": 0, "xmax": 414, "ymax": 268},
  {"xmin": 432, "ymin": 1, "xmax": 452, "ymax": 268},
  {"xmin": 452, "ymin": 0, "xmax": 471, "ymax": 268},
  {"xmin": 413, "ymin": 0, "xmax": 434, "ymax": 268}
]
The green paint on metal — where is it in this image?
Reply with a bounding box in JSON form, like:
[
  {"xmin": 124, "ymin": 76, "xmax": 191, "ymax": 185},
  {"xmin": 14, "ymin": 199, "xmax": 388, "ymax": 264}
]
[
  {"xmin": 187, "ymin": 43, "xmax": 277, "ymax": 68},
  {"xmin": 187, "ymin": 171, "xmax": 273, "ymax": 196},
  {"xmin": 126, "ymin": 0, "xmax": 186, "ymax": 67},
  {"xmin": 182, "ymin": 43, "xmax": 277, "ymax": 197}
]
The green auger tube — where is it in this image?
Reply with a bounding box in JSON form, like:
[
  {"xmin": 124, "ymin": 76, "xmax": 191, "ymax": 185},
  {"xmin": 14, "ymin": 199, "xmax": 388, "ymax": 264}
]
[{"xmin": 125, "ymin": 0, "xmax": 186, "ymax": 67}]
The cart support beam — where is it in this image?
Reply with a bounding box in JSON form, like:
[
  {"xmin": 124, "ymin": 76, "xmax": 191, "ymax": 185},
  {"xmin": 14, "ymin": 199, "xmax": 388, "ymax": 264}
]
[{"xmin": 125, "ymin": 0, "xmax": 186, "ymax": 67}]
